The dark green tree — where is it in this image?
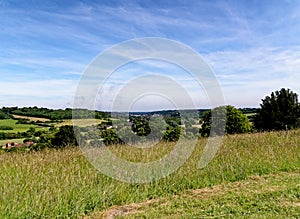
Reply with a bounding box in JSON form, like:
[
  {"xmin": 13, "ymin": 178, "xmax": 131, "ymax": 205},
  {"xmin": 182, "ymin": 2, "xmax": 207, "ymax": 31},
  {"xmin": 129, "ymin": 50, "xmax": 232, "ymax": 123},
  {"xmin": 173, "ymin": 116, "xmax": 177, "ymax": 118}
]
[
  {"xmin": 0, "ymin": 110, "xmax": 9, "ymax": 119},
  {"xmin": 163, "ymin": 126, "xmax": 181, "ymax": 142},
  {"xmin": 201, "ymin": 105, "xmax": 252, "ymax": 137},
  {"xmin": 51, "ymin": 125, "xmax": 78, "ymax": 148},
  {"xmin": 130, "ymin": 116, "xmax": 151, "ymax": 136},
  {"xmin": 100, "ymin": 128, "xmax": 124, "ymax": 145},
  {"xmin": 254, "ymin": 88, "xmax": 300, "ymax": 131}
]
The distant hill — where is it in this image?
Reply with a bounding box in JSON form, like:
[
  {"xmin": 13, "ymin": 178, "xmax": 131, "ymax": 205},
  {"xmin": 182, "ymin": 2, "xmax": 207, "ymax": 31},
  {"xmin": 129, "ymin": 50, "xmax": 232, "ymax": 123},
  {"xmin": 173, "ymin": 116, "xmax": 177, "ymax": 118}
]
[{"xmin": 0, "ymin": 106, "xmax": 258, "ymax": 120}]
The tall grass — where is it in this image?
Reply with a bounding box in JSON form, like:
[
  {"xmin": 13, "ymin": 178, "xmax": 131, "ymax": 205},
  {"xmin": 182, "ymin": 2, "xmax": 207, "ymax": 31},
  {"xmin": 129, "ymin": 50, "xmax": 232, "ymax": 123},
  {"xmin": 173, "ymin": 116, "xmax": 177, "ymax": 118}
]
[{"xmin": 0, "ymin": 130, "xmax": 299, "ymax": 218}]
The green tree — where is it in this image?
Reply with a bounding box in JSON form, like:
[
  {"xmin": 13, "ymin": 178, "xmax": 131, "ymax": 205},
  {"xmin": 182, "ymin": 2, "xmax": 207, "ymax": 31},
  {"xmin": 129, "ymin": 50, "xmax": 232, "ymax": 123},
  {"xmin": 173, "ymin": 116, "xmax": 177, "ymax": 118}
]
[
  {"xmin": 0, "ymin": 110, "xmax": 9, "ymax": 119},
  {"xmin": 51, "ymin": 125, "xmax": 78, "ymax": 148},
  {"xmin": 201, "ymin": 105, "xmax": 252, "ymax": 137},
  {"xmin": 130, "ymin": 116, "xmax": 151, "ymax": 136},
  {"xmin": 163, "ymin": 126, "xmax": 181, "ymax": 142},
  {"xmin": 254, "ymin": 88, "xmax": 300, "ymax": 131},
  {"xmin": 100, "ymin": 128, "xmax": 123, "ymax": 145}
]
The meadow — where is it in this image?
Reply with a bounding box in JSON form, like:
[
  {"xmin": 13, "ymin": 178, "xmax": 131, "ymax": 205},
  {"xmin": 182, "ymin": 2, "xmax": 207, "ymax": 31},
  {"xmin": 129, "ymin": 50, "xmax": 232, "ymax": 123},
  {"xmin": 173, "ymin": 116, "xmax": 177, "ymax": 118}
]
[
  {"xmin": 0, "ymin": 130, "xmax": 299, "ymax": 218},
  {"xmin": 0, "ymin": 119, "xmax": 47, "ymax": 133}
]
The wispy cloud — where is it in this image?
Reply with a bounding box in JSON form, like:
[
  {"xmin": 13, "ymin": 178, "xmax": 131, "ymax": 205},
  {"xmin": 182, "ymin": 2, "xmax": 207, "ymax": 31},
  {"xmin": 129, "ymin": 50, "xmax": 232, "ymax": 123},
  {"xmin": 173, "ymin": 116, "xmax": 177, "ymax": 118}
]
[
  {"xmin": 1, "ymin": 0, "xmax": 300, "ymax": 109},
  {"xmin": 204, "ymin": 46, "xmax": 300, "ymax": 106},
  {"xmin": 0, "ymin": 79, "xmax": 77, "ymax": 108}
]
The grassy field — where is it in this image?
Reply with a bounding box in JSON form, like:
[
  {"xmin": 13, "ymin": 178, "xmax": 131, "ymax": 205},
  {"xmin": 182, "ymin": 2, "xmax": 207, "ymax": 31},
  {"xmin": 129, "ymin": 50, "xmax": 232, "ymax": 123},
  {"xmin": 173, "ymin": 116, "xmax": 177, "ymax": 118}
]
[
  {"xmin": 1, "ymin": 117, "xmax": 104, "ymax": 132},
  {"xmin": 0, "ymin": 119, "xmax": 47, "ymax": 133},
  {"xmin": 0, "ymin": 130, "xmax": 299, "ymax": 218}
]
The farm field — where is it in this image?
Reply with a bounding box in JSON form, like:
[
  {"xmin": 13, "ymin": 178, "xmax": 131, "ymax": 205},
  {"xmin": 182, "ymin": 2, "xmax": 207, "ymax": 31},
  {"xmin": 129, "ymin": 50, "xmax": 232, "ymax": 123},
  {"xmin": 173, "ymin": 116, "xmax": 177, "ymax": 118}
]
[
  {"xmin": 55, "ymin": 119, "xmax": 105, "ymax": 127},
  {"xmin": 0, "ymin": 117, "xmax": 104, "ymax": 134},
  {"xmin": 0, "ymin": 119, "xmax": 48, "ymax": 133},
  {"xmin": 0, "ymin": 129, "xmax": 299, "ymax": 218},
  {"xmin": 12, "ymin": 114, "xmax": 51, "ymax": 122}
]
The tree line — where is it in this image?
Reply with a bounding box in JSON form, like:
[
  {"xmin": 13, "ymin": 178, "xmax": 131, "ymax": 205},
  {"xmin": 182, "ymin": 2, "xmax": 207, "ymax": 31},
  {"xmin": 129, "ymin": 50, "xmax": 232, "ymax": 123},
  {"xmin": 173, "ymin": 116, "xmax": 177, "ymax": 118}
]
[
  {"xmin": 1, "ymin": 88, "xmax": 299, "ymax": 150},
  {"xmin": 49, "ymin": 88, "xmax": 300, "ymax": 148},
  {"xmin": 0, "ymin": 107, "xmax": 110, "ymax": 120}
]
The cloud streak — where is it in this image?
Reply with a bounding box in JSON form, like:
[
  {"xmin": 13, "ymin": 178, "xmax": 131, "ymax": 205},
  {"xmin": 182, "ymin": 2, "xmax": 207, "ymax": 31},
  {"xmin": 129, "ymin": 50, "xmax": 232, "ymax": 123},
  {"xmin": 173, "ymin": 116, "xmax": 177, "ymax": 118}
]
[{"xmin": 1, "ymin": 1, "xmax": 300, "ymax": 109}]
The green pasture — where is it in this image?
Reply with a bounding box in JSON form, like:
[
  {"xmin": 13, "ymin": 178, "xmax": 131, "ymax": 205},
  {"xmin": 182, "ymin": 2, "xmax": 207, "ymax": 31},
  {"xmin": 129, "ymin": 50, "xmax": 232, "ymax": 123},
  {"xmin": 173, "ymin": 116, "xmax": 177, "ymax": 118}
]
[{"xmin": 0, "ymin": 119, "xmax": 47, "ymax": 133}]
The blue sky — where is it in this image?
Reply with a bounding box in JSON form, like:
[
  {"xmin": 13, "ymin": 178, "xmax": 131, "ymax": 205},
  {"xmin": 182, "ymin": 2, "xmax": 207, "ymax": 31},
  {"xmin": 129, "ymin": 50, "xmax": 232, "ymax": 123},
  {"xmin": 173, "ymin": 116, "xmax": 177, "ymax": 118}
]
[{"xmin": 1, "ymin": 0, "xmax": 300, "ymax": 110}]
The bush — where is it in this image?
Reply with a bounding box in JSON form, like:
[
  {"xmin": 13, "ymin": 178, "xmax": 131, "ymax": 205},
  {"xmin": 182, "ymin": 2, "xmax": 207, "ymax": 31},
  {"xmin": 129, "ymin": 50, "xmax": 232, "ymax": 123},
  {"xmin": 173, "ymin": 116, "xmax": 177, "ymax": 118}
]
[
  {"xmin": 0, "ymin": 125, "xmax": 13, "ymax": 130},
  {"xmin": 29, "ymin": 143, "xmax": 48, "ymax": 151},
  {"xmin": 163, "ymin": 126, "xmax": 181, "ymax": 142},
  {"xmin": 0, "ymin": 111, "xmax": 9, "ymax": 119},
  {"xmin": 100, "ymin": 129, "xmax": 124, "ymax": 145},
  {"xmin": 16, "ymin": 118, "xmax": 30, "ymax": 124}
]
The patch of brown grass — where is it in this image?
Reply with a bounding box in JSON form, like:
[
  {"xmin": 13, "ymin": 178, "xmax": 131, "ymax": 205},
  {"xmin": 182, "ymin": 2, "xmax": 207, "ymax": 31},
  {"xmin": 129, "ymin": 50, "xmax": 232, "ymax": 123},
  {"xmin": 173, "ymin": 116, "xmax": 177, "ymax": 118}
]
[{"xmin": 12, "ymin": 114, "xmax": 50, "ymax": 122}]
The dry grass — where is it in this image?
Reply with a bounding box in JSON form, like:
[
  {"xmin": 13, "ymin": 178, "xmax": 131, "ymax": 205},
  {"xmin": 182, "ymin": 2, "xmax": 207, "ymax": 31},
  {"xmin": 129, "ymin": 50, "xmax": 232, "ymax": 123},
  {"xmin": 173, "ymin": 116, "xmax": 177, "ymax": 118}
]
[
  {"xmin": 12, "ymin": 114, "xmax": 51, "ymax": 122},
  {"xmin": 55, "ymin": 119, "xmax": 104, "ymax": 127}
]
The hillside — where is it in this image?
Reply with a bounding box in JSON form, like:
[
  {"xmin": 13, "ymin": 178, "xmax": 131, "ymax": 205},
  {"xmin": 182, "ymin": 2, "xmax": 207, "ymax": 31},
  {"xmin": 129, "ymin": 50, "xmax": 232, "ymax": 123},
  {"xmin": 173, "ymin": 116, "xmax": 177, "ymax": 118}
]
[
  {"xmin": 1, "ymin": 130, "xmax": 299, "ymax": 218},
  {"xmin": 96, "ymin": 171, "xmax": 300, "ymax": 218}
]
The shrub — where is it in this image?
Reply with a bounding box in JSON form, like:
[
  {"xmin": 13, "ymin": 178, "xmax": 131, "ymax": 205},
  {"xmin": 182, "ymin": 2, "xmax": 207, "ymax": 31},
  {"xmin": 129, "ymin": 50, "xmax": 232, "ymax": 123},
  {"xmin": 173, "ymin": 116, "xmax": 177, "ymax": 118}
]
[{"xmin": 0, "ymin": 125, "xmax": 13, "ymax": 130}]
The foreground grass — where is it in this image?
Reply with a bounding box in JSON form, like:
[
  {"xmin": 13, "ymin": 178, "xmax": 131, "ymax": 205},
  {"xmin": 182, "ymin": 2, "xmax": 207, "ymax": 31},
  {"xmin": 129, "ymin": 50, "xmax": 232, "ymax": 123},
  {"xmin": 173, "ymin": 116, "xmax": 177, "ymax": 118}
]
[
  {"xmin": 98, "ymin": 171, "xmax": 300, "ymax": 218},
  {"xmin": 0, "ymin": 130, "xmax": 299, "ymax": 218}
]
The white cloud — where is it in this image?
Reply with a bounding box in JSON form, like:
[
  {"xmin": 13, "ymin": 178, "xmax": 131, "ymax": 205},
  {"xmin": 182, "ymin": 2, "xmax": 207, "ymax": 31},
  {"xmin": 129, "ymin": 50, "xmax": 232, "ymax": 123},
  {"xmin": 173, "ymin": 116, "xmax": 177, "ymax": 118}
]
[
  {"xmin": 1, "ymin": 1, "xmax": 300, "ymax": 109},
  {"xmin": 0, "ymin": 79, "xmax": 78, "ymax": 108},
  {"xmin": 204, "ymin": 46, "xmax": 300, "ymax": 107}
]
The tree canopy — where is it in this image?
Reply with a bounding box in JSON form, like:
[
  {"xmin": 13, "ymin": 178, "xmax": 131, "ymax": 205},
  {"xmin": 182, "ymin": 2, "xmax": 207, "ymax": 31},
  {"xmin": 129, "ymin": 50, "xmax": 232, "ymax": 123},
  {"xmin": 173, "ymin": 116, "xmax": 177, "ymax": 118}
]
[
  {"xmin": 1, "ymin": 107, "xmax": 110, "ymax": 120},
  {"xmin": 254, "ymin": 88, "xmax": 300, "ymax": 131},
  {"xmin": 200, "ymin": 105, "xmax": 252, "ymax": 137},
  {"xmin": 51, "ymin": 125, "xmax": 78, "ymax": 148}
]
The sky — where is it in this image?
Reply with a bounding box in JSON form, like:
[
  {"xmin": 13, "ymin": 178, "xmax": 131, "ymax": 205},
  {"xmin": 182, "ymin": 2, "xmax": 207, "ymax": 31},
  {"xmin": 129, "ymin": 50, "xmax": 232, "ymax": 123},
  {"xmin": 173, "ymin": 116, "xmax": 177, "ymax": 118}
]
[{"xmin": 1, "ymin": 0, "xmax": 300, "ymax": 110}]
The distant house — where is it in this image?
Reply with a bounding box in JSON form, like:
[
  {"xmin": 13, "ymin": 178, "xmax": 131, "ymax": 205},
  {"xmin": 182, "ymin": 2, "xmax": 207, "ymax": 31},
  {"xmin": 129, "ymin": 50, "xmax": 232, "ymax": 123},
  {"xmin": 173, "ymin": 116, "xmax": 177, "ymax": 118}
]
[
  {"xmin": 24, "ymin": 141, "xmax": 34, "ymax": 147},
  {"xmin": 2, "ymin": 142, "xmax": 19, "ymax": 149},
  {"xmin": 2, "ymin": 141, "xmax": 34, "ymax": 149}
]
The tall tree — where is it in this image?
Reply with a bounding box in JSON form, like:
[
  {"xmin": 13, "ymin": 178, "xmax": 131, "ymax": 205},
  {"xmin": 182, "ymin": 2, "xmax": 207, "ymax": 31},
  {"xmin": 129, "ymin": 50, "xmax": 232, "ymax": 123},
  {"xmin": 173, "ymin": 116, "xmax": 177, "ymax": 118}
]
[{"xmin": 254, "ymin": 88, "xmax": 300, "ymax": 131}]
